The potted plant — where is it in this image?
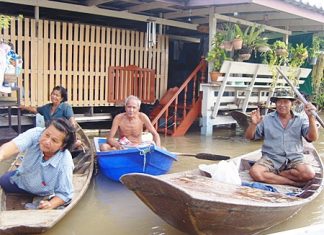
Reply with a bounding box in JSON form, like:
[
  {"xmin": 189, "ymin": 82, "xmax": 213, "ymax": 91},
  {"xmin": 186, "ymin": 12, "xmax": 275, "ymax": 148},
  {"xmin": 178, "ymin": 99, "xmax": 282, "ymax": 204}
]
[
  {"xmin": 273, "ymin": 40, "xmax": 288, "ymax": 57},
  {"xmin": 255, "ymin": 37, "xmax": 270, "ymax": 53},
  {"xmin": 289, "ymin": 43, "xmax": 308, "ymax": 68},
  {"xmin": 207, "ymin": 32, "xmax": 228, "ymax": 82},
  {"xmin": 221, "ymin": 23, "xmax": 235, "ymax": 51},
  {"xmin": 308, "ymin": 36, "xmax": 321, "ymax": 65},
  {"xmin": 232, "ymin": 24, "xmax": 243, "ymax": 50},
  {"xmin": 238, "ymin": 24, "xmax": 265, "ymax": 60}
]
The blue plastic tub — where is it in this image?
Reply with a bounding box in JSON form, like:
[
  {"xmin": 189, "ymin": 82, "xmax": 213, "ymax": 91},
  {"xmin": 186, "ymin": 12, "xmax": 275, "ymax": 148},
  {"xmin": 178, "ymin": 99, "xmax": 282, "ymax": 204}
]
[{"xmin": 94, "ymin": 137, "xmax": 177, "ymax": 182}]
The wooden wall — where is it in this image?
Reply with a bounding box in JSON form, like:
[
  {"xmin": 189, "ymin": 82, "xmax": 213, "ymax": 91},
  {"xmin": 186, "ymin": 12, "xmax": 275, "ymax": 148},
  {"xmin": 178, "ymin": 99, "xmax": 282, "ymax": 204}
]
[{"xmin": 0, "ymin": 17, "xmax": 169, "ymax": 107}]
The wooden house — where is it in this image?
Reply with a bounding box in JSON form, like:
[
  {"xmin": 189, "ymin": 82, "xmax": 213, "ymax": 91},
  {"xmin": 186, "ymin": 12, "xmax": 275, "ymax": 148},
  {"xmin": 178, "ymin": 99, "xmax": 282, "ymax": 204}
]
[{"xmin": 0, "ymin": 0, "xmax": 323, "ymax": 138}]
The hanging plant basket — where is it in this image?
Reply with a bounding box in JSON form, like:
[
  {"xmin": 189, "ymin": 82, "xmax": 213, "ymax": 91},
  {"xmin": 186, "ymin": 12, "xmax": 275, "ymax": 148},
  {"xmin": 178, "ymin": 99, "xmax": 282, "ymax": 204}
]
[
  {"xmin": 232, "ymin": 38, "xmax": 243, "ymax": 50},
  {"xmin": 257, "ymin": 45, "xmax": 270, "ymax": 53},
  {"xmin": 239, "ymin": 46, "xmax": 252, "ymax": 55},
  {"xmin": 239, "ymin": 53, "xmax": 251, "ymax": 61},
  {"xmin": 222, "ymin": 41, "xmax": 233, "ymax": 51},
  {"xmin": 308, "ymin": 57, "xmax": 318, "ymax": 65},
  {"xmin": 275, "ymin": 48, "xmax": 288, "ymax": 56},
  {"xmin": 297, "ymin": 52, "xmax": 308, "ymax": 59}
]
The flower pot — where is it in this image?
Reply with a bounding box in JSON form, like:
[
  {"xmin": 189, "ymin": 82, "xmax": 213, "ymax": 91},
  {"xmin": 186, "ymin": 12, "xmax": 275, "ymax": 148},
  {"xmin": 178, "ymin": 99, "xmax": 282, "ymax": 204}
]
[
  {"xmin": 222, "ymin": 41, "xmax": 233, "ymax": 51},
  {"xmin": 238, "ymin": 53, "xmax": 251, "ymax": 61},
  {"xmin": 309, "ymin": 57, "xmax": 318, "ymax": 65},
  {"xmin": 210, "ymin": 71, "xmax": 221, "ymax": 83},
  {"xmin": 239, "ymin": 46, "xmax": 252, "ymax": 55},
  {"xmin": 257, "ymin": 45, "xmax": 270, "ymax": 53},
  {"xmin": 275, "ymin": 48, "xmax": 288, "ymax": 56},
  {"xmin": 297, "ymin": 51, "xmax": 308, "ymax": 59},
  {"xmin": 232, "ymin": 38, "xmax": 243, "ymax": 50}
]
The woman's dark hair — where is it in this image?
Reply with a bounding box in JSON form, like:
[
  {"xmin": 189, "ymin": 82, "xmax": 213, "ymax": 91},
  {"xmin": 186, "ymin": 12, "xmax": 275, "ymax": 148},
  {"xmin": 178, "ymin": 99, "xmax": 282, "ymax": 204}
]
[
  {"xmin": 52, "ymin": 86, "xmax": 68, "ymax": 102},
  {"xmin": 48, "ymin": 118, "xmax": 76, "ymax": 151}
]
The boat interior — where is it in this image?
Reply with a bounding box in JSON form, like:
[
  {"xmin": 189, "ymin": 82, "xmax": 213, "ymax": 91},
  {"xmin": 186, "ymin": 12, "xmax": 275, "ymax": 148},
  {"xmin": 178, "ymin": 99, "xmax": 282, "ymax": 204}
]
[{"xmin": 0, "ymin": 142, "xmax": 93, "ymax": 211}]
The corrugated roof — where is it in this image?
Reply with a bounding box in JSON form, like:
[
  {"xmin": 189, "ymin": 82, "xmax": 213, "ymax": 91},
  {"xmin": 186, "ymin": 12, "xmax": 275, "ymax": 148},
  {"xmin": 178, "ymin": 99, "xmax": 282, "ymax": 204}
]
[{"xmin": 285, "ymin": 0, "xmax": 324, "ymax": 12}]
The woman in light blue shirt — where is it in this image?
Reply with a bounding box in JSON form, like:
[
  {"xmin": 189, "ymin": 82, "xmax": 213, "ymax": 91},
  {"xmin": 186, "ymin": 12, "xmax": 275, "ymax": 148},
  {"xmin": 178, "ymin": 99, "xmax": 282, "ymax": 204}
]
[{"xmin": 0, "ymin": 118, "xmax": 75, "ymax": 209}]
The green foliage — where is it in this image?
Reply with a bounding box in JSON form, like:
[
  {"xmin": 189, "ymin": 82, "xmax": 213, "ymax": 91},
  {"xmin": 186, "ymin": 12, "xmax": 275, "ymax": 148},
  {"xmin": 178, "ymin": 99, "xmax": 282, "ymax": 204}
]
[
  {"xmin": 262, "ymin": 41, "xmax": 309, "ymax": 88},
  {"xmin": 206, "ymin": 32, "xmax": 228, "ymax": 71},
  {"xmin": 309, "ymin": 36, "xmax": 321, "ymax": 58},
  {"xmin": 272, "ymin": 40, "xmax": 288, "ymax": 50},
  {"xmin": 314, "ymin": 94, "xmax": 324, "ymax": 109},
  {"xmin": 254, "ymin": 36, "xmax": 269, "ymax": 48},
  {"xmin": 313, "ymin": 93, "xmax": 324, "ymax": 110},
  {"xmin": 261, "ymin": 41, "xmax": 288, "ymax": 66},
  {"xmin": 0, "ymin": 14, "xmax": 23, "ymax": 29},
  {"xmin": 242, "ymin": 24, "xmax": 265, "ymax": 49},
  {"xmin": 289, "ymin": 43, "xmax": 308, "ymax": 68},
  {"xmin": 222, "ymin": 23, "xmax": 235, "ymax": 41},
  {"xmin": 0, "ymin": 15, "xmax": 12, "ymax": 29},
  {"xmin": 234, "ymin": 24, "xmax": 243, "ymax": 39}
]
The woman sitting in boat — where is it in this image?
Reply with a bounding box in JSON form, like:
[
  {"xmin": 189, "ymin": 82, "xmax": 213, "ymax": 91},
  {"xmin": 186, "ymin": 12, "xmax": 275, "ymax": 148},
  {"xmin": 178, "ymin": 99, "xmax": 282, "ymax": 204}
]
[
  {"xmin": 0, "ymin": 118, "xmax": 75, "ymax": 209},
  {"xmin": 100, "ymin": 95, "xmax": 161, "ymax": 151},
  {"xmin": 21, "ymin": 85, "xmax": 77, "ymax": 127},
  {"xmin": 21, "ymin": 85, "xmax": 82, "ymax": 148},
  {"xmin": 245, "ymin": 89, "xmax": 319, "ymax": 187}
]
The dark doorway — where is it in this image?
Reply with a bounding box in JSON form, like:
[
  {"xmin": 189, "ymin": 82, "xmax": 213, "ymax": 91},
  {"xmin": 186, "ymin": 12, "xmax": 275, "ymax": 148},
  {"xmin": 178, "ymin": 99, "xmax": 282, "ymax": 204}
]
[{"xmin": 168, "ymin": 40, "xmax": 202, "ymax": 89}]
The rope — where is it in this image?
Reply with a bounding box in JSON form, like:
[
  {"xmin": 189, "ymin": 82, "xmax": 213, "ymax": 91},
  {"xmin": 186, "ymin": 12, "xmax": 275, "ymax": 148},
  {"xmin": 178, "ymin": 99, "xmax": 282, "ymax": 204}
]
[{"xmin": 137, "ymin": 144, "xmax": 153, "ymax": 172}]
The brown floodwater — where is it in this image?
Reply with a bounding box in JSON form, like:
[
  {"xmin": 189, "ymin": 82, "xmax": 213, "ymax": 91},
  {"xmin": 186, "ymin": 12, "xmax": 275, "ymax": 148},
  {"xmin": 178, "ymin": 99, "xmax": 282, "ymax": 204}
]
[{"xmin": 1, "ymin": 113, "xmax": 324, "ymax": 235}]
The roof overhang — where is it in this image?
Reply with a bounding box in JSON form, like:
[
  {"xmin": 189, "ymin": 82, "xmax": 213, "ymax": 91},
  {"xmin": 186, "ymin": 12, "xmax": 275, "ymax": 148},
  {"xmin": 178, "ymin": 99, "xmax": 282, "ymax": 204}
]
[{"xmin": 1, "ymin": 0, "xmax": 323, "ymax": 35}]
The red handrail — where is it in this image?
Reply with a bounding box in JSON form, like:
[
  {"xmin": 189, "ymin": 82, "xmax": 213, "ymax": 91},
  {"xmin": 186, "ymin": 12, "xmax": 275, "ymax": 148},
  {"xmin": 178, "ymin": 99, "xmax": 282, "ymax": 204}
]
[{"xmin": 152, "ymin": 58, "xmax": 207, "ymax": 135}]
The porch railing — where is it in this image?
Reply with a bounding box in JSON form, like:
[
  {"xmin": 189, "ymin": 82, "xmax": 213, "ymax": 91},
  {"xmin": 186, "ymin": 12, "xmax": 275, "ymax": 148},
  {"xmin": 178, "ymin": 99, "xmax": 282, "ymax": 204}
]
[{"xmin": 151, "ymin": 58, "xmax": 207, "ymax": 135}]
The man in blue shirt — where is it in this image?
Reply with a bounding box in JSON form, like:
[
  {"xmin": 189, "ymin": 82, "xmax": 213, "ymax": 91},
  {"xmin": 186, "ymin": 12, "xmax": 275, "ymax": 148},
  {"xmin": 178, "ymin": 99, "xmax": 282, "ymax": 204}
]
[
  {"xmin": 245, "ymin": 89, "xmax": 319, "ymax": 187},
  {"xmin": 0, "ymin": 118, "xmax": 75, "ymax": 209}
]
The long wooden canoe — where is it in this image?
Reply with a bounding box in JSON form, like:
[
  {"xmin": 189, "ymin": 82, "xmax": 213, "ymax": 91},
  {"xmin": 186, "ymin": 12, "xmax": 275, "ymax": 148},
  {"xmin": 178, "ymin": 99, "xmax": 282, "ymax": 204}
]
[
  {"xmin": 121, "ymin": 142, "xmax": 324, "ymax": 235},
  {"xmin": 0, "ymin": 124, "xmax": 95, "ymax": 234}
]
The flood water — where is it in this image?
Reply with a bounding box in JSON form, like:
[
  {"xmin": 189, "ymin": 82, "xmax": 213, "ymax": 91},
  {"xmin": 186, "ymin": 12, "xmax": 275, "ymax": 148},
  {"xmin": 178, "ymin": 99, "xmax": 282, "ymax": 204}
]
[{"xmin": 1, "ymin": 113, "xmax": 324, "ymax": 235}]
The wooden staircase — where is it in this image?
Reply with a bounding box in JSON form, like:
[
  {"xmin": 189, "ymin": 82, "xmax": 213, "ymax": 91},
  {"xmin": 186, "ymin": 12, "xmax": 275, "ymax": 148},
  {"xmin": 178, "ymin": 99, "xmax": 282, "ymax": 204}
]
[{"xmin": 150, "ymin": 58, "xmax": 207, "ymax": 136}]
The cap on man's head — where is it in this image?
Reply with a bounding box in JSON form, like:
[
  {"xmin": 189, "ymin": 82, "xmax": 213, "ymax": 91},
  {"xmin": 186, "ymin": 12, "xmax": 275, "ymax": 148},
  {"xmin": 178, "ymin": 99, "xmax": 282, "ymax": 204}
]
[{"xmin": 270, "ymin": 89, "xmax": 296, "ymax": 103}]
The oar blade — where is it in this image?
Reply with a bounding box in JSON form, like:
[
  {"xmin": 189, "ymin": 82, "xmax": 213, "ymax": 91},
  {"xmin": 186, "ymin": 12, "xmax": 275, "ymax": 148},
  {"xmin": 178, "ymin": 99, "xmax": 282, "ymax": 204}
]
[
  {"xmin": 230, "ymin": 111, "xmax": 250, "ymax": 130},
  {"xmin": 195, "ymin": 153, "xmax": 230, "ymax": 161}
]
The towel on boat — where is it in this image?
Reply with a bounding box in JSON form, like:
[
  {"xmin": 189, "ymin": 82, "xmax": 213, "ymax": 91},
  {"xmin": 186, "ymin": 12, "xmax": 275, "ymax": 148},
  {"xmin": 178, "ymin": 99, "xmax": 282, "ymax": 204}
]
[{"xmin": 242, "ymin": 182, "xmax": 278, "ymax": 193}]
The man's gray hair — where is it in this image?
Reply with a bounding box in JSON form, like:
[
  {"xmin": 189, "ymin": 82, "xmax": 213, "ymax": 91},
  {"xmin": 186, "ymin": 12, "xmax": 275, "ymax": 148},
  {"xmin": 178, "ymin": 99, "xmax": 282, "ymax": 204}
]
[{"xmin": 125, "ymin": 95, "xmax": 141, "ymax": 107}]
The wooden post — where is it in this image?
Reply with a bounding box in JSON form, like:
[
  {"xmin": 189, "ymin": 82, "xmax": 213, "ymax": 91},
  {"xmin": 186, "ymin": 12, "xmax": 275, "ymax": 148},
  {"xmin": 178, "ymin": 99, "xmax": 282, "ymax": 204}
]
[{"xmin": 208, "ymin": 8, "xmax": 217, "ymax": 83}]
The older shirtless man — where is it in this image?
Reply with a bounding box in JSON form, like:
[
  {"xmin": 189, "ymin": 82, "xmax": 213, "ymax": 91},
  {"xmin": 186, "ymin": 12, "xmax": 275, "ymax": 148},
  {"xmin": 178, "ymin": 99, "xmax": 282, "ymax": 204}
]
[{"xmin": 100, "ymin": 95, "xmax": 161, "ymax": 151}]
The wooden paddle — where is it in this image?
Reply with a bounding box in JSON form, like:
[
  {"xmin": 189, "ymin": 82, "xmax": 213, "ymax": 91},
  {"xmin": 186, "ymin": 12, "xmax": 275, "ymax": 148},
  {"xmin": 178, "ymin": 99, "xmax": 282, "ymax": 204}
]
[
  {"xmin": 230, "ymin": 111, "xmax": 251, "ymax": 130},
  {"xmin": 172, "ymin": 152, "xmax": 230, "ymax": 161},
  {"xmin": 276, "ymin": 67, "xmax": 324, "ymax": 128}
]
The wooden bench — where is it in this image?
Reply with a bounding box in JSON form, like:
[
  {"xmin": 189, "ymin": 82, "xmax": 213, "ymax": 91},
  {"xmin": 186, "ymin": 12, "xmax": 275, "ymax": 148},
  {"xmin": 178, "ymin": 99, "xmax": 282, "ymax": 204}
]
[
  {"xmin": 200, "ymin": 61, "xmax": 311, "ymax": 136},
  {"xmin": 107, "ymin": 65, "xmax": 156, "ymax": 105}
]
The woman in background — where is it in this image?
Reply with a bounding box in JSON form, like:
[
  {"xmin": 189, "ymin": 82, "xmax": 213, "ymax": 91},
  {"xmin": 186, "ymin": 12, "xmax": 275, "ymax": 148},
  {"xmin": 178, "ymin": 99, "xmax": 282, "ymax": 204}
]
[{"xmin": 21, "ymin": 86, "xmax": 77, "ymax": 128}]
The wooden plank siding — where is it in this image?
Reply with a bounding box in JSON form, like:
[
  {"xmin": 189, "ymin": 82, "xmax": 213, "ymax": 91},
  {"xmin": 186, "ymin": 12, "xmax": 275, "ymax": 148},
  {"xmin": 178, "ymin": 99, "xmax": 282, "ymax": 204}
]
[{"xmin": 0, "ymin": 18, "xmax": 169, "ymax": 107}]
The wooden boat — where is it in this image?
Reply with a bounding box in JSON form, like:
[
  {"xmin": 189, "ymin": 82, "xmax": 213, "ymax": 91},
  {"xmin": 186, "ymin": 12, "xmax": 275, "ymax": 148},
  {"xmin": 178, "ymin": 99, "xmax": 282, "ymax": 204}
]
[
  {"xmin": 94, "ymin": 137, "xmax": 177, "ymax": 182},
  {"xmin": 0, "ymin": 124, "xmax": 95, "ymax": 234},
  {"xmin": 121, "ymin": 142, "xmax": 324, "ymax": 235}
]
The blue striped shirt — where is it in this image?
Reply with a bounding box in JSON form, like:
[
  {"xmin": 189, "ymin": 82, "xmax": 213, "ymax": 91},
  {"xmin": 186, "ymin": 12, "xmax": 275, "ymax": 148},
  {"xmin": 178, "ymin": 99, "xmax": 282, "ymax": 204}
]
[{"xmin": 11, "ymin": 127, "xmax": 74, "ymax": 202}]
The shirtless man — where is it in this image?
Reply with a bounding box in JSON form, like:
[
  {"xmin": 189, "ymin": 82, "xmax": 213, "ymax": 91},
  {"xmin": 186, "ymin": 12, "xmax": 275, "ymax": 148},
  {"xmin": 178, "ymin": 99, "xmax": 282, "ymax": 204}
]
[{"xmin": 100, "ymin": 95, "xmax": 161, "ymax": 151}]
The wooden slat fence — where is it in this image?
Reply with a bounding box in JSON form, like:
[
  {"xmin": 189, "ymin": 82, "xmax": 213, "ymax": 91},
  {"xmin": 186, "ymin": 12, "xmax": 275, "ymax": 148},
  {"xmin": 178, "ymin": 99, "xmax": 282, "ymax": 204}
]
[{"xmin": 0, "ymin": 17, "xmax": 169, "ymax": 107}]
